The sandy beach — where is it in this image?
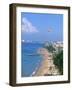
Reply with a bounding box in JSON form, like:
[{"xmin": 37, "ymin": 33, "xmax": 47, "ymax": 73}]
[{"xmin": 35, "ymin": 48, "xmax": 59, "ymax": 76}]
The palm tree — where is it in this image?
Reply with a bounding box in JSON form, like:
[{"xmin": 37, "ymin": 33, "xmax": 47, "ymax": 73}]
[{"xmin": 45, "ymin": 44, "xmax": 56, "ymax": 53}]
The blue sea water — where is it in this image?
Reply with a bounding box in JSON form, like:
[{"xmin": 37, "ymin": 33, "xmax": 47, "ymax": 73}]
[{"xmin": 21, "ymin": 42, "xmax": 44, "ymax": 77}]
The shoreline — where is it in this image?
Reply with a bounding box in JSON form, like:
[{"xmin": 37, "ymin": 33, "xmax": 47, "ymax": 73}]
[{"xmin": 34, "ymin": 48, "xmax": 59, "ymax": 76}]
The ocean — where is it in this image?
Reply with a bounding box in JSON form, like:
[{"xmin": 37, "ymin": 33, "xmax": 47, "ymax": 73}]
[{"xmin": 21, "ymin": 42, "xmax": 44, "ymax": 77}]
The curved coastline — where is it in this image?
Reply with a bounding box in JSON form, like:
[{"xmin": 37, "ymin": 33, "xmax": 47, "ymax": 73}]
[{"xmin": 34, "ymin": 48, "xmax": 60, "ymax": 76}]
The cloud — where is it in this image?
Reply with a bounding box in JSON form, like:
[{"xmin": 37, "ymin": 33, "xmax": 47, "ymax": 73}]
[{"xmin": 21, "ymin": 17, "xmax": 39, "ymax": 33}]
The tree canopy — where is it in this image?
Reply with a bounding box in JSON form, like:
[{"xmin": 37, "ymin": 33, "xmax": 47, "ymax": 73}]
[{"xmin": 53, "ymin": 50, "xmax": 63, "ymax": 75}]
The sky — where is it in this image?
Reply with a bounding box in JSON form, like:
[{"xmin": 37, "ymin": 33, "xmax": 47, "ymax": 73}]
[{"xmin": 21, "ymin": 12, "xmax": 63, "ymax": 42}]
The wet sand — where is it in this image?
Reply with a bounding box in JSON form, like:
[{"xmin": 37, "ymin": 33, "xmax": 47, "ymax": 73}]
[{"xmin": 35, "ymin": 48, "xmax": 59, "ymax": 76}]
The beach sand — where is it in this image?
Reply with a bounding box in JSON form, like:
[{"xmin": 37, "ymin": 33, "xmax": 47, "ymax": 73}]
[{"xmin": 35, "ymin": 48, "xmax": 59, "ymax": 76}]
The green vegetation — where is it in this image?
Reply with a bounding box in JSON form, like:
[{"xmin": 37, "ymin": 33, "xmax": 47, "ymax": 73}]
[
  {"xmin": 53, "ymin": 50, "xmax": 63, "ymax": 75},
  {"xmin": 44, "ymin": 43, "xmax": 63, "ymax": 75},
  {"xmin": 45, "ymin": 44, "xmax": 56, "ymax": 53}
]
